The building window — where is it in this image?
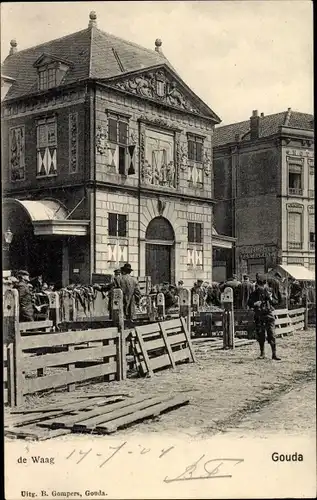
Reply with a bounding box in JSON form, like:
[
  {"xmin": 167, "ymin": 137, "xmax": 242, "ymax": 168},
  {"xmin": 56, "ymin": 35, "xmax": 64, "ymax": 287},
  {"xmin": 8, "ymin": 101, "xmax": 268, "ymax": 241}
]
[
  {"xmin": 38, "ymin": 65, "xmax": 56, "ymax": 90},
  {"xmin": 108, "ymin": 213, "xmax": 127, "ymax": 237},
  {"xmin": 187, "ymin": 222, "xmax": 203, "ymax": 269},
  {"xmin": 107, "ymin": 213, "xmax": 128, "ymax": 267},
  {"xmin": 288, "ymin": 164, "xmax": 303, "ymax": 196},
  {"xmin": 107, "ymin": 114, "xmax": 129, "ymax": 175},
  {"xmin": 9, "ymin": 126, "xmax": 25, "ymax": 181},
  {"xmin": 309, "ymin": 213, "xmax": 315, "ymax": 250},
  {"xmin": 287, "ymin": 211, "xmax": 302, "ymax": 249},
  {"xmin": 36, "ymin": 117, "xmax": 57, "ymax": 177},
  {"xmin": 188, "ymin": 222, "xmax": 202, "ymax": 243},
  {"xmin": 309, "ymin": 165, "xmax": 314, "ymax": 198},
  {"xmin": 187, "ymin": 135, "xmax": 203, "ymax": 162}
]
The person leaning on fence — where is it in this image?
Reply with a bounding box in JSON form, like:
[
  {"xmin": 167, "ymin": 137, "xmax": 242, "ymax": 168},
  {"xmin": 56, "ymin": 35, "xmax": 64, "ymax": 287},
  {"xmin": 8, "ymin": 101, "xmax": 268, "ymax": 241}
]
[
  {"xmin": 116, "ymin": 263, "xmax": 141, "ymax": 321},
  {"xmin": 14, "ymin": 270, "xmax": 34, "ymax": 322},
  {"xmin": 248, "ymin": 274, "xmax": 281, "ymax": 361}
]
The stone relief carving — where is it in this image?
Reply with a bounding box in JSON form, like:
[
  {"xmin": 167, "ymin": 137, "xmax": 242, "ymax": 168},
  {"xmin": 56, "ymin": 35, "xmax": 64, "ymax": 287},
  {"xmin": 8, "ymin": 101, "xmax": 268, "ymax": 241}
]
[
  {"xmin": 180, "ymin": 144, "xmax": 188, "ymax": 170},
  {"xmin": 203, "ymin": 151, "xmax": 211, "ymax": 176},
  {"xmin": 96, "ymin": 125, "xmax": 107, "ymax": 154},
  {"xmin": 157, "ymin": 197, "xmax": 167, "ymax": 215},
  {"xmin": 110, "ymin": 69, "xmax": 201, "ymax": 114},
  {"xmin": 130, "ymin": 131, "xmax": 137, "ymax": 145},
  {"xmin": 10, "ymin": 126, "xmax": 25, "ymax": 181}
]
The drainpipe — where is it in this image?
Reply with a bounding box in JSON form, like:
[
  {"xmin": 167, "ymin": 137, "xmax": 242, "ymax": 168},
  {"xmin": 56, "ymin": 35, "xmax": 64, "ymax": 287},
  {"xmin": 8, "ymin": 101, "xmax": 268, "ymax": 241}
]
[
  {"xmin": 231, "ymin": 136, "xmax": 240, "ymax": 277},
  {"xmin": 137, "ymin": 121, "xmax": 142, "ymax": 276}
]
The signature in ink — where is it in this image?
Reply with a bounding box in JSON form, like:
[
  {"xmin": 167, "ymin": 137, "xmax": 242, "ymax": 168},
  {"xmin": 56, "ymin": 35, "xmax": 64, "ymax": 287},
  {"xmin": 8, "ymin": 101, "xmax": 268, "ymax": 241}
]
[{"xmin": 164, "ymin": 455, "xmax": 244, "ymax": 482}]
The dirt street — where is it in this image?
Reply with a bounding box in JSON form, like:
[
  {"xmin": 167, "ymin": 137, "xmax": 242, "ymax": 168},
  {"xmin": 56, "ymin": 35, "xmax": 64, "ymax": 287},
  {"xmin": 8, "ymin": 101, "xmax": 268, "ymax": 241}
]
[{"xmin": 5, "ymin": 329, "xmax": 316, "ymax": 439}]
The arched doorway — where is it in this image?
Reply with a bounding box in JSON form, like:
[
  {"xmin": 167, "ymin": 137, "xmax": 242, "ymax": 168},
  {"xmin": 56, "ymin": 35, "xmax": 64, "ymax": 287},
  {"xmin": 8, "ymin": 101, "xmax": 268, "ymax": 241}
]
[{"xmin": 145, "ymin": 217, "xmax": 175, "ymax": 284}]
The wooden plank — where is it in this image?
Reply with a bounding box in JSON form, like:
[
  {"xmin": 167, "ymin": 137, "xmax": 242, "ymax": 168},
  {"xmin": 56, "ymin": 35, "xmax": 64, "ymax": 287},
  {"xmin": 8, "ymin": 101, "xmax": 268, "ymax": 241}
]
[
  {"xmin": 23, "ymin": 344, "xmax": 117, "ymax": 371},
  {"xmin": 275, "ymin": 317, "xmax": 291, "ymax": 326},
  {"xmin": 150, "ymin": 348, "xmax": 191, "ymax": 371},
  {"xmin": 96, "ymin": 395, "xmax": 189, "ymax": 434},
  {"xmin": 19, "ymin": 320, "xmax": 53, "ymax": 332},
  {"xmin": 180, "ymin": 316, "xmax": 196, "ymax": 362},
  {"xmin": 23, "ymin": 361, "xmax": 117, "ymax": 395},
  {"xmin": 134, "ymin": 327, "xmax": 154, "ymax": 377},
  {"xmin": 288, "ymin": 308, "xmax": 305, "ymax": 316},
  {"xmin": 134, "ymin": 322, "xmax": 161, "ymax": 336},
  {"xmin": 160, "ymin": 318, "xmax": 182, "ymax": 330},
  {"xmin": 73, "ymin": 394, "xmax": 176, "ymax": 431},
  {"xmin": 5, "ymin": 425, "xmax": 71, "ymax": 440},
  {"xmin": 159, "ymin": 322, "xmax": 176, "ymax": 368},
  {"xmin": 5, "ymin": 396, "xmax": 112, "ymax": 427},
  {"xmin": 275, "ymin": 326, "xmax": 294, "ymax": 335},
  {"xmin": 20, "ymin": 327, "xmax": 119, "ymax": 350},
  {"xmin": 274, "ymin": 309, "xmax": 289, "ymax": 316},
  {"xmin": 45, "ymin": 395, "xmax": 156, "ymax": 430}
]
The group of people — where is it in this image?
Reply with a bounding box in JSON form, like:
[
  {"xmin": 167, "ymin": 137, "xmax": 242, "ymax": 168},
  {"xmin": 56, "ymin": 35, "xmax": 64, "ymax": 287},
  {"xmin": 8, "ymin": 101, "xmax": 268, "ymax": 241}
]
[{"xmin": 3, "ymin": 270, "xmax": 54, "ymax": 321}]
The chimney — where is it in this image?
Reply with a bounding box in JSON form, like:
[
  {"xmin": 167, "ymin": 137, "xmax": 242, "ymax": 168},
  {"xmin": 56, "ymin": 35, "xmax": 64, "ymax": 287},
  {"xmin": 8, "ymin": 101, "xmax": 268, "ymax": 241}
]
[
  {"xmin": 260, "ymin": 112, "xmax": 265, "ymax": 117},
  {"xmin": 155, "ymin": 38, "xmax": 162, "ymax": 53},
  {"xmin": 250, "ymin": 110, "xmax": 260, "ymax": 140},
  {"xmin": 88, "ymin": 11, "xmax": 97, "ymax": 28},
  {"xmin": 9, "ymin": 39, "xmax": 17, "ymax": 56}
]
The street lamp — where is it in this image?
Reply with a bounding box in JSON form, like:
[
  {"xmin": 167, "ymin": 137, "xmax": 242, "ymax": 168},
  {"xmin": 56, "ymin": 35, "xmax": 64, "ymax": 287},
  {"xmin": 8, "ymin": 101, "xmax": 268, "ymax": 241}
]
[{"xmin": 4, "ymin": 228, "xmax": 13, "ymax": 245}]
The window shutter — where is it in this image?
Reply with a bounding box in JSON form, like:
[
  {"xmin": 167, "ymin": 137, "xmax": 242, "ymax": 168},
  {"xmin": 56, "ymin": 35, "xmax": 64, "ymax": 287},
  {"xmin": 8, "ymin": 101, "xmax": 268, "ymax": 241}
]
[
  {"xmin": 108, "ymin": 118, "xmax": 118, "ymax": 143},
  {"xmin": 118, "ymin": 146, "xmax": 126, "ymax": 175},
  {"xmin": 196, "ymin": 141, "xmax": 203, "ymax": 163},
  {"xmin": 118, "ymin": 215, "xmax": 127, "ymax": 237},
  {"xmin": 188, "ymin": 222, "xmax": 195, "ymax": 243},
  {"xmin": 108, "ymin": 213, "xmax": 117, "ymax": 236},
  {"xmin": 188, "ymin": 140, "xmax": 194, "ymax": 161},
  {"xmin": 195, "ymin": 223, "xmax": 202, "ymax": 243},
  {"xmin": 118, "ymin": 121, "xmax": 128, "ymax": 145}
]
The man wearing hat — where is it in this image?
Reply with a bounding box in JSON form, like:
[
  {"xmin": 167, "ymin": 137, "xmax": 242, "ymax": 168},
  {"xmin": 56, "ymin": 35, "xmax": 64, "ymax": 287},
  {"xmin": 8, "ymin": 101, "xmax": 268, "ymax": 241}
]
[
  {"xmin": 15, "ymin": 270, "xmax": 34, "ymax": 321},
  {"xmin": 248, "ymin": 274, "xmax": 281, "ymax": 360},
  {"xmin": 241, "ymin": 274, "xmax": 254, "ymax": 309},
  {"xmin": 116, "ymin": 263, "xmax": 141, "ymax": 321}
]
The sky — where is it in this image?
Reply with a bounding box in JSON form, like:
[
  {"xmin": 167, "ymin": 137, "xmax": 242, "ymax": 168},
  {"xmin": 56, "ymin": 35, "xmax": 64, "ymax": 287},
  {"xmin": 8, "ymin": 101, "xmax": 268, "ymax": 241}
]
[{"xmin": 1, "ymin": 1, "xmax": 313, "ymax": 125}]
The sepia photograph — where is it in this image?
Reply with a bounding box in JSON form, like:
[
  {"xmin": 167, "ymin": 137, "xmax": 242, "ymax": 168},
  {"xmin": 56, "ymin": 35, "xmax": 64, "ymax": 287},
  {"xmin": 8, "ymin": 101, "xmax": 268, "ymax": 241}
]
[{"xmin": 1, "ymin": 1, "xmax": 315, "ymax": 498}]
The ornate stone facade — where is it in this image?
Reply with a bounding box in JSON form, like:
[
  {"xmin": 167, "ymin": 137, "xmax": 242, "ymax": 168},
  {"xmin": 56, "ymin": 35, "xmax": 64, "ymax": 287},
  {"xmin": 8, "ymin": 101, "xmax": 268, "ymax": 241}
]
[
  {"xmin": 9, "ymin": 126, "xmax": 25, "ymax": 181},
  {"xmin": 69, "ymin": 113, "xmax": 78, "ymax": 173}
]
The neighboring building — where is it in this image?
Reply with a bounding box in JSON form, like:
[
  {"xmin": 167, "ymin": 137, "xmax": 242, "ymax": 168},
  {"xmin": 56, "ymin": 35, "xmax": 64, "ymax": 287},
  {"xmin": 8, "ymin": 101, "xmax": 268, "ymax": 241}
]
[
  {"xmin": 213, "ymin": 108, "xmax": 314, "ymax": 279},
  {"xmin": 2, "ymin": 12, "xmax": 233, "ymax": 287}
]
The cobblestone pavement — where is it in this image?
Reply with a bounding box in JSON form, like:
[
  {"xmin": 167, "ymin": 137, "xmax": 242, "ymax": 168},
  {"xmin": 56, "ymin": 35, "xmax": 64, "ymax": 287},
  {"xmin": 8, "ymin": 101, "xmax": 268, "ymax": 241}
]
[{"xmin": 5, "ymin": 329, "xmax": 316, "ymax": 439}]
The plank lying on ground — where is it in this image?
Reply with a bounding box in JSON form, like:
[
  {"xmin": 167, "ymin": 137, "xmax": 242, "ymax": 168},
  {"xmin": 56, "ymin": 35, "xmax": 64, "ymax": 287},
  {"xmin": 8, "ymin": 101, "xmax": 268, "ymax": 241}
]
[
  {"xmin": 5, "ymin": 426, "xmax": 71, "ymax": 441},
  {"xmin": 5, "ymin": 396, "xmax": 122, "ymax": 427},
  {"xmin": 43, "ymin": 394, "xmax": 172, "ymax": 430},
  {"xmin": 9, "ymin": 396, "xmax": 127, "ymax": 414},
  {"xmin": 95, "ymin": 395, "xmax": 189, "ymax": 434},
  {"xmin": 209, "ymin": 339, "xmax": 256, "ymax": 350}
]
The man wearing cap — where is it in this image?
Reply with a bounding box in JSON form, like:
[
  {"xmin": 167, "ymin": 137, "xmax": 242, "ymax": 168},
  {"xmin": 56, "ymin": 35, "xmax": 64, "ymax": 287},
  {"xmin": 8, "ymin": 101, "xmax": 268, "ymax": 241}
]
[
  {"xmin": 248, "ymin": 274, "xmax": 281, "ymax": 360},
  {"xmin": 14, "ymin": 270, "xmax": 34, "ymax": 322},
  {"xmin": 116, "ymin": 263, "xmax": 141, "ymax": 321}
]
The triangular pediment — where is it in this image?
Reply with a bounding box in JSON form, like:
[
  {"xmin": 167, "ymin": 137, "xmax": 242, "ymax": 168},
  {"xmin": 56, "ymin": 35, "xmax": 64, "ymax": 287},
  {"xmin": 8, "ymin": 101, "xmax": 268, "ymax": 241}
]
[
  {"xmin": 33, "ymin": 53, "xmax": 72, "ymax": 68},
  {"xmin": 103, "ymin": 64, "xmax": 221, "ymax": 123}
]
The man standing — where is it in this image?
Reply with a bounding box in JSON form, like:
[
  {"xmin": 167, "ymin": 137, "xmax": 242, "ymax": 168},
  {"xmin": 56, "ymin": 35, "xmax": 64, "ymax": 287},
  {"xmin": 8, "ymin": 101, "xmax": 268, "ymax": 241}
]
[
  {"xmin": 117, "ymin": 263, "xmax": 141, "ymax": 321},
  {"xmin": 241, "ymin": 275, "xmax": 254, "ymax": 309},
  {"xmin": 225, "ymin": 274, "xmax": 242, "ymax": 309},
  {"xmin": 248, "ymin": 274, "xmax": 281, "ymax": 360},
  {"xmin": 14, "ymin": 270, "xmax": 34, "ymax": 322}
]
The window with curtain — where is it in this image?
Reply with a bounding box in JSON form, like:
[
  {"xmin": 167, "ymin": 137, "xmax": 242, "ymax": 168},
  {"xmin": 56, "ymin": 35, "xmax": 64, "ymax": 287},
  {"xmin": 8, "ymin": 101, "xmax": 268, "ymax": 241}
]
[
  {"xmin": 288, "ymin": 163, "xmax": 303, "ymax": 195},
  {"xmin": 187, "ymin": 222, "xmax": 203, "ymax": 269},
  {"xmin": 309, "ymin": 213, "xmax": 315, "ymax": 249},
  {"xmin": 288, "ymin": 212, "xmax": 302, "ymax": 248},
  {"xmin": 36, "ymin": 117, "xmax": 57, "ymax": 177},
  {"xmin": 107, "ymin": 213, "xmax": 128, "ymax": 267},
  {"xmin": 309, "ymin": 166, "xmax": 314, "ymax": 197}
]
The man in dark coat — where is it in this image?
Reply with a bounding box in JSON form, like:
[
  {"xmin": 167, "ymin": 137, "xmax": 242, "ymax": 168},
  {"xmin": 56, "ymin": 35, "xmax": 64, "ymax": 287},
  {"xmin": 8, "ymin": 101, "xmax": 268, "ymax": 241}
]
[
  {"xmin": 225, "ymin": 274, "xmax": 242, "ymax": 309},
  {"xmin": 14, "ymin": 270, "xmax": 34, "ymax": 321},
  {"xmin": 241, "ymin": 275, "xmax": 255, "ymax": 309},
  {"xmin": 248, "ymin": 274, "xmax": 281, "ymax": 360},
  {"xmin": 116, "ymin": 263, "xmax": 141, "ymax": 321}
]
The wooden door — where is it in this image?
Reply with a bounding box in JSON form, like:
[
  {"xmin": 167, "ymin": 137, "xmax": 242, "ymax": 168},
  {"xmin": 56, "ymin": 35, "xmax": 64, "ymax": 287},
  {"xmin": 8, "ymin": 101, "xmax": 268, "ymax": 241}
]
[{"xmin": 146, "ymin": 244, "xmax": 171, "ymax": 285}]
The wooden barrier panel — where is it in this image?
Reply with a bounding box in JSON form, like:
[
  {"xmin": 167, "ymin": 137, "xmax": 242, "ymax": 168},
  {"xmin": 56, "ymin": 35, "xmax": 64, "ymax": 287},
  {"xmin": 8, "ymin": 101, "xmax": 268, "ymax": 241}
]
[
  {"xmin": 132, "ymin": 317, "xmax": 195, "ymax": 377},
  {"xmin": 14, "ymin": 326, "xmax": 121, "ymax": 406},
  {"xmin": 288, "ymin": 307, "xmax": 305, "ymax": 332}
]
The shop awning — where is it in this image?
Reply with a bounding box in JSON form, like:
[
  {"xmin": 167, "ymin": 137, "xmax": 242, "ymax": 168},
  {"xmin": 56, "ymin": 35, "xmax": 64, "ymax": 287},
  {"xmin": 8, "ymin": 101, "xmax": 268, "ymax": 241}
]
[
  {"xmin": 279, "ymin": 265, "xmax": 315, "ymax": 281},
  {"xmin": 3, "ymin": 198, "xmax": 89, "ymax": 236},
  {"xmin": 212, "ymin": 227, "xmax": 236, "ymax": 249}
]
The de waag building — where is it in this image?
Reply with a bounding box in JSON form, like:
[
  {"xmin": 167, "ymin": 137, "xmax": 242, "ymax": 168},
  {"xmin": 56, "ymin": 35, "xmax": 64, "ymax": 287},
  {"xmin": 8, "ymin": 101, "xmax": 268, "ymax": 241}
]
[{"xmin": 2, "ymin": 12, "xmax": 234, "ymax": 288}]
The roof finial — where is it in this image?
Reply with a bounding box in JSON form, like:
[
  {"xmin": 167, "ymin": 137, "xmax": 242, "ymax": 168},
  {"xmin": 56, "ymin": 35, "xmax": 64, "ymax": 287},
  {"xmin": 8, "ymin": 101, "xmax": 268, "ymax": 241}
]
[
  {"xmin": 155, "ymin": 38, "xmax": 162, "ymax": 53},
  {"xmin": 88, "ymin": 11, "xmax": 97, "ymax": 28},
  {"xmin": 9, "ymin": 39, "xmax": 17, "ymax": 56}
]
